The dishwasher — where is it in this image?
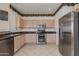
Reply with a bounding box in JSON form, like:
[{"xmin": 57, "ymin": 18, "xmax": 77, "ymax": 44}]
[{"xmin": 0, "ymin": 34, "xmax": 14, "ymax": 56}]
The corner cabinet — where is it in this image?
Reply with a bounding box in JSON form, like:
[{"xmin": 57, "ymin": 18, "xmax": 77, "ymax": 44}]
[
  {"xmin": 14, "ymin": 35, "xmax": 25, "ymax": 53},
  {"xmin": 16, "ymin": 15, "xmax": 24, "ymax": 28}
]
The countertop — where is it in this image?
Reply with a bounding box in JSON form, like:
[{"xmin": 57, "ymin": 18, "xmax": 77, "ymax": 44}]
[
  {"xmin": 0, "ymin": 33, "xmax": 22, "ymax": 41},
  {"xmin": 12, "ymin": 28, "xmax": 57, "ymax": 33},
  {"xmin": 0, "ymin": 28, "xmax": 57, "ymax": 41}
]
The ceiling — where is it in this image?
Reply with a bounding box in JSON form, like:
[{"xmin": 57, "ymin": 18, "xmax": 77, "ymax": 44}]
[{"xmin": 11, "ymin": 3, "xmax": 62, "ymax": 15}]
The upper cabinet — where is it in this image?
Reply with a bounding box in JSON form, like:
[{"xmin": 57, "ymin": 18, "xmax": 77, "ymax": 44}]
[
  {"xmin": 9, "ymin": 9, "xmax": 24, "ymax": 31},
  {"xmin": 16, "ymin": 15, "xmax": 20, "ymax": 28},
  {"xmin": 16, "ymin": 15, "xmax": 24, "ymax": 28},
  {"xmin": 22, "ymin": 19, "xmax": 56, "ymax": 28}
]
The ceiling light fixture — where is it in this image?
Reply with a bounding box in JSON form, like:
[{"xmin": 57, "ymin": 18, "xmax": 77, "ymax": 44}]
[{"xmin": 48, "ymin": 8, "xmax": 51, "ymax": 11}]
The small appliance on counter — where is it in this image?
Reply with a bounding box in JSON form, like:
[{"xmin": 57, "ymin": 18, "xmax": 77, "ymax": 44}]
[{"xmin": 36, "ymin": 25, "xmax": 46, "ymax": 45}]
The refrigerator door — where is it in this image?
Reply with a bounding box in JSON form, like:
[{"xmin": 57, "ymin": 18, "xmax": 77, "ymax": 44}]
[
  {"xmin": 59, "ymin": 22, "xmax": 63, "ymax": 55},
  {"xmin": 62, "ymin": 20, "xmax": 71, "ymax": 56},
  {"xmin": 59, "ymin": 12, "xmax": 79, "ymax": 56},
  {"xmin": 72, "ymin": 12, "xmax": 79, "ymax": 56},
  {"xmin": 59, "ymin": 13, "xmax": 72, "ymax": 56}
]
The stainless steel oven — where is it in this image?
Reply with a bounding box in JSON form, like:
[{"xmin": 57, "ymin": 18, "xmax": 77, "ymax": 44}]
[{"xmin": 36, "ymin": 25, "xmax": 46, "ymax": 45}]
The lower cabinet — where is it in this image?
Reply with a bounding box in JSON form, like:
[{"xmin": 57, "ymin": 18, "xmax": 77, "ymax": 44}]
[
  {"xmin": 0, "ymin": 37, "xmax": 14, "ymax": 56},
  {"xmin": 47, "ymin": 34, "xmax": 56, "ymax": 44},
  {"xmin": 14, "ymin": 35, "xmax": 25, "ymax": 53},
  {"xmin": 25, "ymin": 34, "xmax": 56, "ymax": 44},
  {"xmin": 25, "ymin": 34, "xmax": 37, "ymax": 44},
  {"xmin": 0, "ymin": 34, "xmax": 25, "ymax": 56}
]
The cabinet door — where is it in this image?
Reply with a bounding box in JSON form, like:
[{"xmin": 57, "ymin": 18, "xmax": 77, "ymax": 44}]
[
  {"xmin": 47, "ymin": 34, "xmax": 56, "ymax": 43},
  {"xmin": 16, "ymin": 15, "xmax": 21, "ymax": 28},
  {"xmin": 14, "ymin": 35, "xmax": 25, "ymax": 52},
  {"xmin": 20, "ymin": 19, "xmax": 24, "ymax": 28},
  {"xmin": 0, "ymin": 38, "xmax": 14, "ymax": 56},
  {"xmin": 15, "ymin": 12, "xmax": 24, "ymax": 28}
]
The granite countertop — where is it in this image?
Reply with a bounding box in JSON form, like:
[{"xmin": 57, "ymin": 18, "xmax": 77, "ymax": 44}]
[
  {"xmin": 10, "ymin": 30, "xmax": 57, "ymax": 34},
  {"xmin": 0, "ymin": 33, "xmax": 22, "ymax": 41},
  {"xmin": 13, "ymin": 27, "xmax": 57, "ymax": 33},
  {"xmin": 0, "ymin": 31, "xmax": 11, "ymax": 35},
  {"xmin": 0, "ymin": 28, "xmax": 57, "ymax": 41}
]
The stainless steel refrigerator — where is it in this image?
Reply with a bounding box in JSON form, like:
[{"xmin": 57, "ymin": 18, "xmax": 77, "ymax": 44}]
[{"xmin": 59, "ymin": 11, "xmax": 79, "ymax": 56}]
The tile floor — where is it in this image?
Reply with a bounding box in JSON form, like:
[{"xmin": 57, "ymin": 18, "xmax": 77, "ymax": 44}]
[{"xmin": 14, "ymin": 43, "xmax": 62, "ymax": 56}]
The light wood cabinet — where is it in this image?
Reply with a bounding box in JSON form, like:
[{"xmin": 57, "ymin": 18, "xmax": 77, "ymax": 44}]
[
  {"xmin": 14, "ymin": 35, "xmax": 25, "ymax": 53},
  {"xmin": 23, "ymin": 20, "xmax": 56, "ymax": 28},
  {"xmin": 25, "ymin": 34, "xmax": 37, "ymax": 44},
  {"xmin": 47, "ymin": 34, "xmax": 56, "ymax": 44},
  {"xmin": 16, "ymin": 15, "xmax": 20, "ymax": 28},
  {"xmin": 16, "ymin": 15, "xmax": 24, "ymax": 28},
  {"xmin": 25, "ymin": 33, "xmax": 56, "ymax": 44}
]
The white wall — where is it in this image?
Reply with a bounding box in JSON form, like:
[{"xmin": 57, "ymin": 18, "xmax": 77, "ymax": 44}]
[
  {"xmin": 54, "ymin": 6, "xmax": 73, "ymax": 20},
  {"xmin": 9, "ymin": 9, "xmax": 17, "ymax": 31},
  {"xmin": 0, "ymin": 3, "xmax": 10, "ymax": 31}
]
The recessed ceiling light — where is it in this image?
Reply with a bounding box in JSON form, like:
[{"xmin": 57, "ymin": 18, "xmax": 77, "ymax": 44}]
[{"xmin": 48, "ymin": 8, "xmax": 51, "ymax": 11}]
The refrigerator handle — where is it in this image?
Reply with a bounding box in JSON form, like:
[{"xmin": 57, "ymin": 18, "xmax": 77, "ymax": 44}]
[{"xmin": 60, "ymin": 23, "xmax": 63, "ymax": 40}]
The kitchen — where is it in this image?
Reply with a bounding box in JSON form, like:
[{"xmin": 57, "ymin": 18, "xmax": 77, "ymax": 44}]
[{"xmin": 0, "ymin": 3, "xmax": 79, "ymax": 56}]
